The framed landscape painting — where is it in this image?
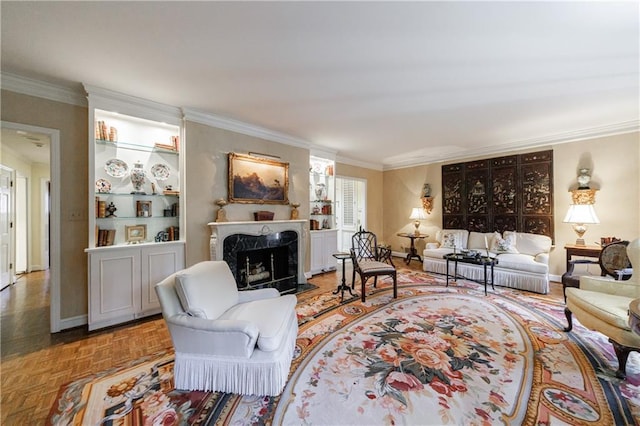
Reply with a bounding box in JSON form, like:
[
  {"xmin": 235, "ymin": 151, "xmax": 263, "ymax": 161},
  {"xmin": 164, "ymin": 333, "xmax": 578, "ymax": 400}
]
[{"xmin": 228, "ymin": 153, "xmax": 289, "ymax": 204}]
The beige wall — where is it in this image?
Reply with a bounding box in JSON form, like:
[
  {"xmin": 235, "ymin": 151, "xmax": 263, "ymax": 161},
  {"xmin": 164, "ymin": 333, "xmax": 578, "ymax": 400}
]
[
  {"xmin": 382, "ymin": 132, "xmax": 640, "ymax": 277},
  {"xmin": 550, "ymin": 133, "xmax": 639, "ymax": 276},
  {"xmin": 383, "ymin": 163, "xmax": 442, "ymax": 256},
  {"xmin": 183, "ymin": 121, "xmax": 311, "ymax": 268},
  {"xmin": 1, "ymin": 90, "xmax": 88, "ymax": 319},
  {"xmin": 334, "ymin": 162, "xmax": 384, "ymax": 237}
]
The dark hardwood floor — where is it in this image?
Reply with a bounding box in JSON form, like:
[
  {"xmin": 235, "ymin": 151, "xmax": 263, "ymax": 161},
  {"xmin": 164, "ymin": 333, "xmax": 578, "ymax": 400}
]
[{"xmin": 0, "ymin": 260, "xmax": 564, "ymax": 424}]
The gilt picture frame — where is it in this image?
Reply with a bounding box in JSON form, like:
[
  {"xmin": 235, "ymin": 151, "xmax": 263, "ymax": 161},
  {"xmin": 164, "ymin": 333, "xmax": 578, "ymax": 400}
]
[
  {"xmin": 125, "ymin": 224, "xmax": 147, "ymax": 243},
  {"xmin": 228, "ymin": 153, "xmax": 289, "ymax": 204}
]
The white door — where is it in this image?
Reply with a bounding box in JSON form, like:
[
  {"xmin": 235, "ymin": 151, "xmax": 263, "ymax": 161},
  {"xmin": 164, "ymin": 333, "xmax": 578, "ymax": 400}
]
[
  {"xmin": 336, "ymin": 177, "xmax": 366, "ymax": 252},
  {"xmin": 0, "ymin": 166, "xmax": 14, "ymax": 288}
]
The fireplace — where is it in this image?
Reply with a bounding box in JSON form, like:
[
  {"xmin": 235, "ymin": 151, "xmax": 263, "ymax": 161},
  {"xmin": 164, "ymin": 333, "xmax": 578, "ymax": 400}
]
[
  {"xmin": 224, "ymin": 231, "xmax": 298, "ymax": 293},
  {"xmin": 208, "ymin": 220, "xmax": 307, "ymax": 293}
]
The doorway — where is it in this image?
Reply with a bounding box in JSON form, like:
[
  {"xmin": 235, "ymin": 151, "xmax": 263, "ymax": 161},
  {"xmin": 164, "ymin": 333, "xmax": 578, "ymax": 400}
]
[
  {"xmin": 1, "ymin": 121, "xmax": 60, "ymax": 332},
  {"xmin": 335, "ymin": 176, "xmax": 367, "ymax": 252}
]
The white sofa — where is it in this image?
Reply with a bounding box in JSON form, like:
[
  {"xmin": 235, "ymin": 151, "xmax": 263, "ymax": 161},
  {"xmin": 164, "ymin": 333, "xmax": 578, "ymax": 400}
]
[{"xmin": 422, "ymin": 229, "xmax": 553, "ymax": 293}]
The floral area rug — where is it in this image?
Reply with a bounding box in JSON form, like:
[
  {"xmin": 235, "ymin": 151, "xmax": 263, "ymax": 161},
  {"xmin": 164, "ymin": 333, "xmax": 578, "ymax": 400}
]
[{"xmin": 47, "ymin": 270, "xmax": 640, "ymax": 425}]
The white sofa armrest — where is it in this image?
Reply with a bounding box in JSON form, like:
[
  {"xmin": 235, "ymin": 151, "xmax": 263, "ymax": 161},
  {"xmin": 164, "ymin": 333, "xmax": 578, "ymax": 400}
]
[
  {"xmin": 579, "ymin": 275, "xmax": 640, "ymax": 298},
  {"xmin": 534, "ymin": 253, "xmax": 549, "ymax": 265},
  {"xmin": 237, "ymin": 287, "xmax": 280, "ymax": 303},
  {"xmin": 166, "ymin": 314, "xmax": 260, "ymax": 358},
  {"xmin": 426, "ymin": 242, "xmax": 440, "ymax": 250}
]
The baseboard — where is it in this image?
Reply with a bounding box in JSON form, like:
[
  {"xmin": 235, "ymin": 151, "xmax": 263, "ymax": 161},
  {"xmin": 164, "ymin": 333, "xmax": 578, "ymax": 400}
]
[
  {"xmin": 59, "ymin": 314, "xmax": 87, "ymax": 332},
  {"xmin": 391, "ymin": 251, "xmax": 407, "ymax": 259},
  {"xmin": 549, "ymin": 274, "xmax": 561, "ymax": 283}
]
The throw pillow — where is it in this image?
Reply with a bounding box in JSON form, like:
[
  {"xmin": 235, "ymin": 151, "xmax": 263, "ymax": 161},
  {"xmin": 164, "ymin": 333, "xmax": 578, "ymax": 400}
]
[
  {"xmin": 491, "ymin": 232, "xmax": 519, "ymax": 253},
  {"xmin": 441, "ymin": 232, "xmax": 462, "ymax": 249}
]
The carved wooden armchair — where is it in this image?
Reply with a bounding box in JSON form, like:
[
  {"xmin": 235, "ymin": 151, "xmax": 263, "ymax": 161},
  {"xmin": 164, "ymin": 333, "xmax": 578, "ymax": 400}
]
[{"xmin": 351, "ymin": 228, "xmax": 397, "ymax": 302}]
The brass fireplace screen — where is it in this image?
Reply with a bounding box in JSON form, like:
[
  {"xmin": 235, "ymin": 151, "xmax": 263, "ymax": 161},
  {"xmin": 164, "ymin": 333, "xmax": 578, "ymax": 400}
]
[{"xmin": 442, "ymin": 150, "xmax": 554, "ymax": 239}]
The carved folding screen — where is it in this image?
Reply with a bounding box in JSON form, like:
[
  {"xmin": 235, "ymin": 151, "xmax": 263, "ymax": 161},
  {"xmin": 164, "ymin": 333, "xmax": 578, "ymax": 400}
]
[{"xmin": 442, "ymin": 150, "xmax": 554, "ymax": 239}]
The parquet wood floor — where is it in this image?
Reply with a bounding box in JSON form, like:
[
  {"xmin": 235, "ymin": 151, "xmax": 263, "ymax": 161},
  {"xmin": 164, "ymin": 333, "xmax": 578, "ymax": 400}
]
[{"xmin": 0, "ymin": 261, "xmax": 563, "ymax": 424}]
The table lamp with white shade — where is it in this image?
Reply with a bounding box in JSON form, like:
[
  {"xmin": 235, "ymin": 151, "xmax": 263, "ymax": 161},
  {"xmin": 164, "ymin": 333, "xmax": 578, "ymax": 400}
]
[
  {"xmin": 410, "ymin": 207, "xmax": 428, "ymax": 236},
  {"xmin": 563, "ymin": 204, "xmax": 600, "ymax": 246}
]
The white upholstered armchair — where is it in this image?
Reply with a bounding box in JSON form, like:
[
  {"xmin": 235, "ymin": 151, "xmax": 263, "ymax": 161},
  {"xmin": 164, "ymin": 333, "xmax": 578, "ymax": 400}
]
[{"xmin": 155, "ymin": 261, "xmax": 298, "ymax": 396}]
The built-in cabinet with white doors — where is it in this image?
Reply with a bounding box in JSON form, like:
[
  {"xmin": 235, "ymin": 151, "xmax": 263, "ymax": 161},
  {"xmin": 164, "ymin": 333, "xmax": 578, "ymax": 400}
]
[
  {"xmin": 309, "ymin": 155, "xmax": 337, "ymax": 275},
  {"xmin": 310, "ymin": 229, "xmax": 338, "ymax": 275},
  {"xmin": 84, "ymin": 86, "xmax": 185, "ymax": 331}
]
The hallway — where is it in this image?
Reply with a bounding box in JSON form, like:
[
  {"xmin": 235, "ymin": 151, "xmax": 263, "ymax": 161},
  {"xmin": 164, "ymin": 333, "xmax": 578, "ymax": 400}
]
[{"xmin": 2, "ymin": 271, "xmax": 50, "ymax": 357}]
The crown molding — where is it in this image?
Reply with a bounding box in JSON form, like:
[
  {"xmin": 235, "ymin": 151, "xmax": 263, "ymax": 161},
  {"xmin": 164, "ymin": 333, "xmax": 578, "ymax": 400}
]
[
  {"xmin": 183, "ymin": 107, "xmax": 311, "ymax": 150},
  {"xmin": 84, "ymin": 84, "xmax": 183, "ymax": 125},
  {"xmin": 335, "ymin": 155, "xmax": 384, "ymax": 171},
  {"xmin": 310, "ymin": 146, "xmax": 337, "ymax": 161},
  {"xmin": 383, "ymin": 120, "xmax": 640, "ymax": 170},
  {"xmin": 1, "ymin": 72, "xmax": 86, "ymax": 107}
]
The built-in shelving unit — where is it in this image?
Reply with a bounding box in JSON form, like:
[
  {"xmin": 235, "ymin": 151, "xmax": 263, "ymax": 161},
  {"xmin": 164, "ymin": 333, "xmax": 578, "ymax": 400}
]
[
  {"xmin": 309, "ymin": 156, "xmax": 335, "ymax": 230},
  {"xmin": 309, "ymin": 155, "xmax": 337, "ymax": 274},
  {"xmin": 84, "ymin": 85, "xmax": 186, "ymax": 330},
  {"xmin": 90, "ymin": 108, "xmax": 182, "ymax": 247}
]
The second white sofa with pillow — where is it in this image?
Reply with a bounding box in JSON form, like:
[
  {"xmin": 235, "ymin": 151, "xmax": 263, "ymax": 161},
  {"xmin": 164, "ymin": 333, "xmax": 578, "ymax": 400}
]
[{"xmin": 422, "ymin": 229, "xmax": 553, "ymax": 294}]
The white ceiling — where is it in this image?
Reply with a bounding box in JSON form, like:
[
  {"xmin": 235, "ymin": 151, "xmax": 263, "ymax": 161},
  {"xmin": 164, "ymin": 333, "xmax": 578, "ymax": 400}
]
[
  {"xmin": 2, "ymin": 128, "xmax": 50, "ymax": 165},
  {"xmin": 1, "ymin": 1, "xmax": 638, "ymax": 169}
]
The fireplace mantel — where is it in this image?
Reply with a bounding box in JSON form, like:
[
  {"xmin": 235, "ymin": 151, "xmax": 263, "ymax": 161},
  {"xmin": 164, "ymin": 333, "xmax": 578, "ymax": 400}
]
[{"xmin": 207, "ymin": 220, "xmax": 307, "ymax": 284}]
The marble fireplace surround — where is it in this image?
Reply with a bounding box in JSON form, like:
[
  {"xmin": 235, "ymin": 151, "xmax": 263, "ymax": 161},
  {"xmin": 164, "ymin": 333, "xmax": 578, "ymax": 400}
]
[{"xmin": 207, "ymin": 220, "xmax": 308, "ymax": 288}]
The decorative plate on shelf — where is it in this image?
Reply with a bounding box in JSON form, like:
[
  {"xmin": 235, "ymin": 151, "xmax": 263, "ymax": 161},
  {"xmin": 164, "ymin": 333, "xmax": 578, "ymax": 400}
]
[
  {"xmin": 104, "ymin": 158, "xmax": 128, "ymax": 178},
  {"xmin": 95, "ymin": 178, "xmax": 112, "ymax": 193},
  {"xmin": 150, "ymin": 163, "xmax": 170, "ymax": 181}
]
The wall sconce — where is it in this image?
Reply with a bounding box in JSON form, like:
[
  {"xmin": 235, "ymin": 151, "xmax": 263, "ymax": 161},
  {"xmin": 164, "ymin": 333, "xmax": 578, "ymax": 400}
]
[
  {"xmin": 563, "ymin": 204, "xmax": 600, "ymax": 246},
  {"xmin": 421, "ymin": 183, "xmax": 433, "ymax": 214},
  {"xmin": 409, "ymin": 207, "xmax": 427, "ymax": 236}
]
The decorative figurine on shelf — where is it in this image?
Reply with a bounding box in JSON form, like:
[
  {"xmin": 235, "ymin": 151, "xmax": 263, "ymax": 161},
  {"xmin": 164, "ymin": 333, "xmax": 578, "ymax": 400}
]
[
  {"xmin": 215, "ymin": 198, "xmax": 228, "ymax": 222},
  {"xmin": 290, "ymin": 202, "xmax": 300, "ymax": 220},
  {"xmin": 315, "ymin": 183, "xmax": 326, "ymax": 201},
  {"xmin": 130, "ymin": 161, "xmax": 147, "ymax": 194},
  {"xmin": 151, "ymin": 182, "xmax": 157, "ymax": 195},
  {"xmin": 105, "ymin": 202, "xmax": 117, "ymax": 218}
]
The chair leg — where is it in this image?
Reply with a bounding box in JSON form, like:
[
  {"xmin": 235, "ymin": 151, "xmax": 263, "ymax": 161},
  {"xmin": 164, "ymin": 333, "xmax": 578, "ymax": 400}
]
[
  {"xmin": 351, "ymin": 268, "xmax": 356, "ymax": 290},
  {"xmin": 373, "ymin": 276, "xmax": 378, "ymax": 288},
  {"xmin": 563, "ymin": 307, "xmax": 573, "ymax": 332},
  {"xmin": 360, "ymin": 275, "xmax": 367, "ymax": 303},
  {"xmin": 392, "ymin": 273, "xmax": 397, "ymax": 299},
  {"xmin": 610, "ymin": 339, "xmax": 634, "ymax": 379}
]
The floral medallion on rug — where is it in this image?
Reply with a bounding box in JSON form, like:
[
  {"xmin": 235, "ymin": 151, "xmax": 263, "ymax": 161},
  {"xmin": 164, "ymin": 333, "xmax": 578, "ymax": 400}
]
[{"xmin": 47, "ymin": 270, "xmax": 640, "ymax": 425}]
